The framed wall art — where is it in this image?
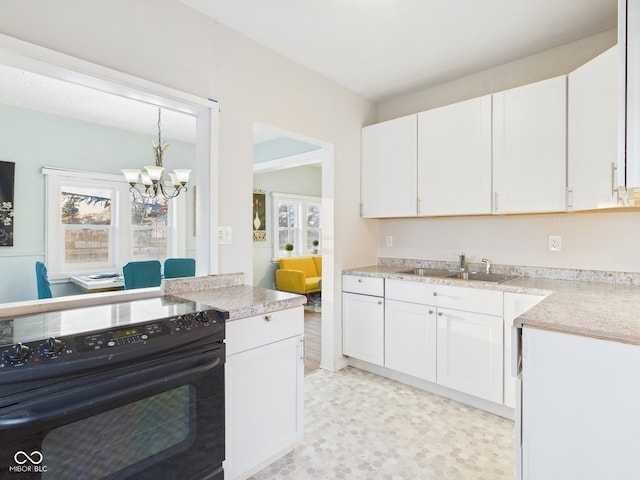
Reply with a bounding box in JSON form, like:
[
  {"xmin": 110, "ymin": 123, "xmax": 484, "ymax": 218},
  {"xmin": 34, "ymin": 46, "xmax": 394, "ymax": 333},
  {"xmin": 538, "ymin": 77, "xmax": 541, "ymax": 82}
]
[
  {"xmin": 253, "ymin": 189, "xmax": 266, "ymax": 242},
  {"xmin": 0, "ymin": 161, "xmax": 15, "ymax": 246}
]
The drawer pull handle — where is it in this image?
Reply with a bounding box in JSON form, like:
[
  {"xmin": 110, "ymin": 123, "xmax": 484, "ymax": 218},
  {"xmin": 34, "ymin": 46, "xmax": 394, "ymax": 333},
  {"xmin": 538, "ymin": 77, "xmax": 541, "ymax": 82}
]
[
  {"xmin": 358, "ymin": 279, "xmax": 363, "ymax": 283},
  {"xmin": 378, "ymin": 300, "xmax": 383, "ymax": 305},
  {"xmin": 265, "ymin": 315, "xmax": 272, "ymax": 322},
  {"xmin": 438, "ymin": 311, "xmax": 443, "ymax": 316},
  {"xmin": 428, "ymin": 309, "xmax": 434, "ymax": 315},
  {"xmin": 433, "ymin": 292, "xmax": 438, "ymax": 297}
]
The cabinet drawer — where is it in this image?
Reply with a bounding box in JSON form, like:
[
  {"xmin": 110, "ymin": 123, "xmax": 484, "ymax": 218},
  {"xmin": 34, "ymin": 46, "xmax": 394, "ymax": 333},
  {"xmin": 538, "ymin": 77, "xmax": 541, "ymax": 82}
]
[
  {"xmin": 342, "ymin": 275, "xmax": 384, "ymax": 296},
  {"xmin": 226, "ymin": 307, "xmax": 304, "ymax": 356},
  {"xmin": 386, "ymin": 279, "xmax": 503, "ymax": 316}
]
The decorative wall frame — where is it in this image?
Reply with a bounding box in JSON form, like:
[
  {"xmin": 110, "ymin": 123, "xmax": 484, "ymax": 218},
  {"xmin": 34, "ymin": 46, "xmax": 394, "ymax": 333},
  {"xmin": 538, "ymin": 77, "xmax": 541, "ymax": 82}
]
[
  {"xmin": 0, "ymin": 161, "xmax": 15, "ymax": 246},
  {"xmin": 253, "ymin": 189, "xmax": 266, "ymax": 242}
]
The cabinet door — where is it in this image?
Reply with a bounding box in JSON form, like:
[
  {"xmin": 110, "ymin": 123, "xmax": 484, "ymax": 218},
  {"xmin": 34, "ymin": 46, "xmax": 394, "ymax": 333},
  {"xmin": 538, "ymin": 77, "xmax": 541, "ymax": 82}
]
[
  {"xmin": 417, "ymin": 95, "xmax": 492, "ymax": 215},
  {"xmin": 503, "ymin": 293, "xmax": 546, "ymax": 408},
  {"xmin": 342, "ymin": 292, "xmax": 384, "ymax": 365},
  {"xmin": 493, "ymin": 76, "xmax": 567, "ymax": 213},
  {"xmin": 437, "ymin": 308, "xmax": 503, "ymax": 403},
  {"xmin": 521, "ymin": 328, "xmax": 640, "ymax": 480},
  {"xmin": 622, "ymin": 0, "xmax": 640, "ymax": 191},
  {"xmin": 361, "ymin": 114, "xmax": 417, "ymax": 218},
  {"xmin": 385, "ymin": 299, "xmax": 436, "ymax": 382},
  {"xmin": 568, "ymin": 46, "xmax": 619, "ymax": 210},
  {"xmin": 225, "ymin": 335, "xmax": 304, "ymax": 480}
]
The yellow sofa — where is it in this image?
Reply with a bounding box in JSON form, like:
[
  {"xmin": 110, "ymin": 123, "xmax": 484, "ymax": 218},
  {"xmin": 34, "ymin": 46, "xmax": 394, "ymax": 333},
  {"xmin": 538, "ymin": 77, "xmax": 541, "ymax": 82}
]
[{"xmin": 275, "ymin": 256, "xmax": 322, "ymax": 297}]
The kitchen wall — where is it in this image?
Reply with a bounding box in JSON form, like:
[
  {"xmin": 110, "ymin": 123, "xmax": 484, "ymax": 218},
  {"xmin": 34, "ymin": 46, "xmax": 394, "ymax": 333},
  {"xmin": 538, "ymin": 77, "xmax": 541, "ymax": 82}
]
[
  {"xmin": 0, "ymin": 103, "xmax": 196, "ymax": 303},
  {"xmin": 253, "ymin": 165, "xmax": 322, "ymax": 289},
  {"xmin": 375, "ymin": 29, "xmax": 640, "ymax": 273},
  {"xmin": 0, "ymin": 0, "xmax": 378, "ymax": 370}
]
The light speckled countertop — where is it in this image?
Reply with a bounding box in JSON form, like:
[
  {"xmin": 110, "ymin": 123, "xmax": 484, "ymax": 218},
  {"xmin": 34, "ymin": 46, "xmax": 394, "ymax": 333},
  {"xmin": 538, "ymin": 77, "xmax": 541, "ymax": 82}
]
[
  {"xmin": 164, "ymin": 273, "xmax": 306, "ymax": 320},
  {"xmin": 344, "ymin": 264, "xmax": 640, "ymax": 346},
  {"xmin": 173, "ymin": 285, "xmax": 306, "ymax": 320}
]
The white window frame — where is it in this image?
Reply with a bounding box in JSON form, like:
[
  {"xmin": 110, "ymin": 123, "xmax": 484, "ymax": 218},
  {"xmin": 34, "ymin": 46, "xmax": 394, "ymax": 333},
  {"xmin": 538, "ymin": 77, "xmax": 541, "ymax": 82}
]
[
  {"xmin": 44, "ymin": 167, "xmax": 183, "ymax": 279},
  {"xmin": 271, "ymin": 192, "xmax": 321, "ymax": 260}
]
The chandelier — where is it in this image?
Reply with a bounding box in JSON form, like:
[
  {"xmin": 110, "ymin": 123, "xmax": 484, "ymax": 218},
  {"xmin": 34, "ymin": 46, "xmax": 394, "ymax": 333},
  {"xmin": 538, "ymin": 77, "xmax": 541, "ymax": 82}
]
[{"xmin": 121, "ymin": 108, "xmax": 191, "ymax": 202}]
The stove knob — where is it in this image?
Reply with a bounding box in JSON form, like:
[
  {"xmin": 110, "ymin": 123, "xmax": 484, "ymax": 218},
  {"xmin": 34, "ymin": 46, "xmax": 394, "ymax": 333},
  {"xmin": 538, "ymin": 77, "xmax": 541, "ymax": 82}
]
[
  {"xmin": 195, "ymin": 311, "xmax": 209, "ymax": 325},
  {"xmin": 176, "ymin": 315, "xmax": 191, "ymax": 329},
  {"xmin": 6, "ymin": 343, "xmax": 31, "ymax": 362},
  {"xmin": 41, "ymin": 337, "xmax": 64, "ymax": 356}
]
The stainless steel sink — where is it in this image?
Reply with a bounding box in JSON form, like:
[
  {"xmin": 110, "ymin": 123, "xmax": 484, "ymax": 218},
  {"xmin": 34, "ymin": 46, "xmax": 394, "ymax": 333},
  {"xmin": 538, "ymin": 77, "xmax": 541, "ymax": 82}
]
[
  {"xmin": 401, "ymin": 268, "xmax": 452, "ymax": 277},
  {"xmin": 447, "ymin": 272, "xmax": 515, "ymax": 283}
]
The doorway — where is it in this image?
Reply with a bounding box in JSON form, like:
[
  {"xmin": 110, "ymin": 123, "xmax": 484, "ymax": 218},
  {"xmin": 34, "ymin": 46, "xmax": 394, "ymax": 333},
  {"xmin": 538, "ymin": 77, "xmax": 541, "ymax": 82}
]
[{"xmin": 252, "ymin": 122, "xmax": 329, "ymax": 374}]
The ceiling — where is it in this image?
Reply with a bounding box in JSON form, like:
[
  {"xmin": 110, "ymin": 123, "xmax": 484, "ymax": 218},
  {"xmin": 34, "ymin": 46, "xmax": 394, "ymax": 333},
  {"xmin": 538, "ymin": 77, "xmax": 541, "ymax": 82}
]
[
  {"xmin": 180, "ymin": 0, "xmax": 617, "ymax": 101},
  {"xmin": 0, "ymin": 63, "xmax": 197, "ymax": 143}
]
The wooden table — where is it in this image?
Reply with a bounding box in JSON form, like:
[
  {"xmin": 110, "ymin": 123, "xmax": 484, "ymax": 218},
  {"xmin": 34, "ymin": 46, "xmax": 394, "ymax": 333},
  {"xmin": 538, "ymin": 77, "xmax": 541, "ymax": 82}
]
[{"xmin": 70, "ymin": 274, "xmax": 125, "ymax": 292}]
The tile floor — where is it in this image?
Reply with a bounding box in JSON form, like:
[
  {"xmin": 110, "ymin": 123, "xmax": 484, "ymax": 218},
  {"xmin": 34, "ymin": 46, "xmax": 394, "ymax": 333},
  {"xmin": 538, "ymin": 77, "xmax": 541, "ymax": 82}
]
[{"xmin": 250, "ymin": 367, "xmax": 515, "ymax": 480}]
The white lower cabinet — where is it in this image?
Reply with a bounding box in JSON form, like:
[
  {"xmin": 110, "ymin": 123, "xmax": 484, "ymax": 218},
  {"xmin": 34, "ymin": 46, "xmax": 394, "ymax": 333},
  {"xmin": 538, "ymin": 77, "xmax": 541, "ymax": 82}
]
[
  {"xmin": 342, "ymin": 276, "xmax": 385, "ymax": 366},
  {"xmin": 343, "ymin": 276, "xmax": 536, "ymax": 409},
  {"xmin": 436, "ymin": 308, "xmax": 503, "ymax": 403},
  {"xmin": 385, "ymin": 279, "xmax": 504, "ymax": 404},
  {"xmin": 225, "ymin": 307, "xmax": 304, "ymax": 480},
  {"xmin": 385, "ymin": 299, "xmax": 437, "ymax": 382},
  {"xmin": 518, "ymin": 327, "xmax": 640, "ymax": 480},
  {"xmin": 342, "ymin": 291, "xmax": 384, "ymax": 365}
]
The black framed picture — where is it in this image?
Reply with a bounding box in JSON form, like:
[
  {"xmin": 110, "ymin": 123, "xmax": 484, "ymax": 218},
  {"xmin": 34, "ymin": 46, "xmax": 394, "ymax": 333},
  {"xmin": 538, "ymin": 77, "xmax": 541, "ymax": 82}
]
[
  {"xmin": 253, "ymin": 189, "xmax": 266, "ymax": 242},
  {"xmin": 0, "ymin": 161, "xmax": 14, "ymax": 247}
]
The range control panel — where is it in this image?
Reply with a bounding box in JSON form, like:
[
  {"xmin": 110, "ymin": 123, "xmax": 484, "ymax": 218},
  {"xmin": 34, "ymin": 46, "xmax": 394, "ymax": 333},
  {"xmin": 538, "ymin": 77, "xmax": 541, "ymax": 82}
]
[
  {"xmin": 75, "ymin": 322, "xmax": 172, "ymax": 353},
  {"xmin": 0, "ymin": 310, "xmax": 225, "ymax": 369}
]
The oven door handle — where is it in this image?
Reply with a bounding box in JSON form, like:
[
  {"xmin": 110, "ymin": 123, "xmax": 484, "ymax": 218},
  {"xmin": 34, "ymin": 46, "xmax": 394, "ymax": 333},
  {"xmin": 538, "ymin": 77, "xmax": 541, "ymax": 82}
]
[{"xmin": 0, "ymin": 349, "xmax": 223, "ymax": 429}]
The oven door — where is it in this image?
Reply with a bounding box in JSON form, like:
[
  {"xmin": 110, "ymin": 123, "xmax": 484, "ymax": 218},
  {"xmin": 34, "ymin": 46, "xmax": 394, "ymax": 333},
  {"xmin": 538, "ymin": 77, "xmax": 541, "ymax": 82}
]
[{"xmin": 0, "ymin": 345, "xmax": 224, "ymax": 480}]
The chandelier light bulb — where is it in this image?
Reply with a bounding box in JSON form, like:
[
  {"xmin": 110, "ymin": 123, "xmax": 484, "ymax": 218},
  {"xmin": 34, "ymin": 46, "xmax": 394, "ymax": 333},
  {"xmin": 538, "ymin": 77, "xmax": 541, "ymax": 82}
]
[
  {"xmin": 121, "ymin": 169, "xmax": 141, "ymax": 186},
  {"xmin": 144, "ymin": 165, "xmax": 164, "ymax": 182},
  {"xmin": 140, "ymin": 172, "xmax": 152, "ymax": 186},
  {"xmin": 168, "ymin": 172, "xmax": 180, "ymax": 187},
  {"xmin": 172, "ymin": 169, "xmax": 191, "ymax": 185}
]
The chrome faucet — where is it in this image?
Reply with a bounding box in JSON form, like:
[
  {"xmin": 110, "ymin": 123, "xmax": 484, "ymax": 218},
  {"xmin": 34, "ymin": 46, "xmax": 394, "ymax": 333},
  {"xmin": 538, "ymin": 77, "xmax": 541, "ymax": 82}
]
[
  {"xmin": 482, "ymin": 258, "xmax": 492, "ymax": 274},
  {"xmin": 457, "ymin": 253, "xmax": 467, "ymax": 272}
]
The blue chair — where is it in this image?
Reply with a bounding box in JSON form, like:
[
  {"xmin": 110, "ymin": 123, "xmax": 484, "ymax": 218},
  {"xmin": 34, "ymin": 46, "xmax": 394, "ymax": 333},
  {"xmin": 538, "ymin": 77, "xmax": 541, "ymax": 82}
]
[
  {"xmin": 122, "ymin": 260, "xmax": 162, "ymax": 289},
  {"xmin": 35, "ymin": 261, "xmax": 53, "ymax": 299},
  {"xmin": 164, "ymin": 258, "xmax": 196, "ymax": 279}
]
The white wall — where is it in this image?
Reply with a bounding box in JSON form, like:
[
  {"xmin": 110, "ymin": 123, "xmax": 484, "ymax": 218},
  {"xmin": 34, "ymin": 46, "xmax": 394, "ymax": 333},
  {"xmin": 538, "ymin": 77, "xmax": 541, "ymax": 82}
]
[
  {"xmin": 378, "ymin": 211, "xmax": 640, "ymax": 272},
  {"xmin": 0, "ymin": 0, "xmax": 378, "ymax": 370},
  {"xmin": 375, "ymin": 29, "xmax": 640, "ymax": 273},
  {"xmin": 0, "ymin": 103, "xmax": 195, "ymax": 302},
  {"xmin": 378, "ymin": 29, "xmax": 617, "ymax": 121},
  {"xmin": 253, "ymin": 165, "xmax": 322, "ymax": 289}
]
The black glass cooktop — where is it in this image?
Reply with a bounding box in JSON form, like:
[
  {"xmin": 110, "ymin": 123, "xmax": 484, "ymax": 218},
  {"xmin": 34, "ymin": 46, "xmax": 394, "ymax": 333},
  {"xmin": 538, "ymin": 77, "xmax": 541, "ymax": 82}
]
[{"xmin": 0, "ymin": 295, "xmax": 216, "ymax": 347}]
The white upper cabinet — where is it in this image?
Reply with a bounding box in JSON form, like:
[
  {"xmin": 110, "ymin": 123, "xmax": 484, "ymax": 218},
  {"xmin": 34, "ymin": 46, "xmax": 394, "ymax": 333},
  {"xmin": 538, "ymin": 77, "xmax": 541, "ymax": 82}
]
[
  {"xmin": 417, "ymin": 96, "xmax": 492, "ymax": 216},
  {"xmin": 619, "ymin": 0, "xmax": 640, "ymax": 201},
  {"xmin": 568, "ymin": 46, "xmax": 619, "ymax": 211},
  {"xmin": 492, "ymin": 76, "xmax": 567, "ymax": 214},
  {"xmin": 361, "ymin": 114, "xmax": 417, "ymax": 218}
]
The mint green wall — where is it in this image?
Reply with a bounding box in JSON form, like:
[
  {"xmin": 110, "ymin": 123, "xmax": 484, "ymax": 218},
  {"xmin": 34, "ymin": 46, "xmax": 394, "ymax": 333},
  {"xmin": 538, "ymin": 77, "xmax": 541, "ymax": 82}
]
[
  {"xmin": 252, "ymin": 165, "xmax": 322, "ymax": 289},
  {"xmin": 0, "ymin": 104, "xmax": 195, "ymax": 303}
]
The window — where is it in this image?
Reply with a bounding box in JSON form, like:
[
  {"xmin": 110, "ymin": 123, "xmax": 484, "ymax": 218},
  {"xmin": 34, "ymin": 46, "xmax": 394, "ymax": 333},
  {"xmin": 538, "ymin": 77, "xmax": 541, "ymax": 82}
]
[
  {"xmin": 130, "ymin": 198, "xmax": 169, "ymax": 261},
  {"xmin": 272, "ymin": 192, "xmax": 321, "ymax": 259},
  {"xmin": 61, "ymin": 186, "xmax": 114, "ymax": 265},
  {"xmin": 45, "ymin": 168, "xmax": 182, "ymax": 278}
]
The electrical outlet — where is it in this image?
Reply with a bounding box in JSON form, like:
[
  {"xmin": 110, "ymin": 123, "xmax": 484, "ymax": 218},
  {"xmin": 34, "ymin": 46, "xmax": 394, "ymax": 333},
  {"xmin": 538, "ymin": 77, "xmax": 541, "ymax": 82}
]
[
  {"xmin": 386, "ymin": 235, "xmax": 393, "ymax": 247},
  {"xmin": 548, "ymin": 235, "xmax": 561, "ymax": 252}
]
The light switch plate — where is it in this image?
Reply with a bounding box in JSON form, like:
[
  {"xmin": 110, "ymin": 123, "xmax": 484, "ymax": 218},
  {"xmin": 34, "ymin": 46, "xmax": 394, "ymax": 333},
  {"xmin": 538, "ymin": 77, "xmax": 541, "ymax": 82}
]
[{"xmin": 218, "ymin": 226, "xmax": 232, "ymax": 244}]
